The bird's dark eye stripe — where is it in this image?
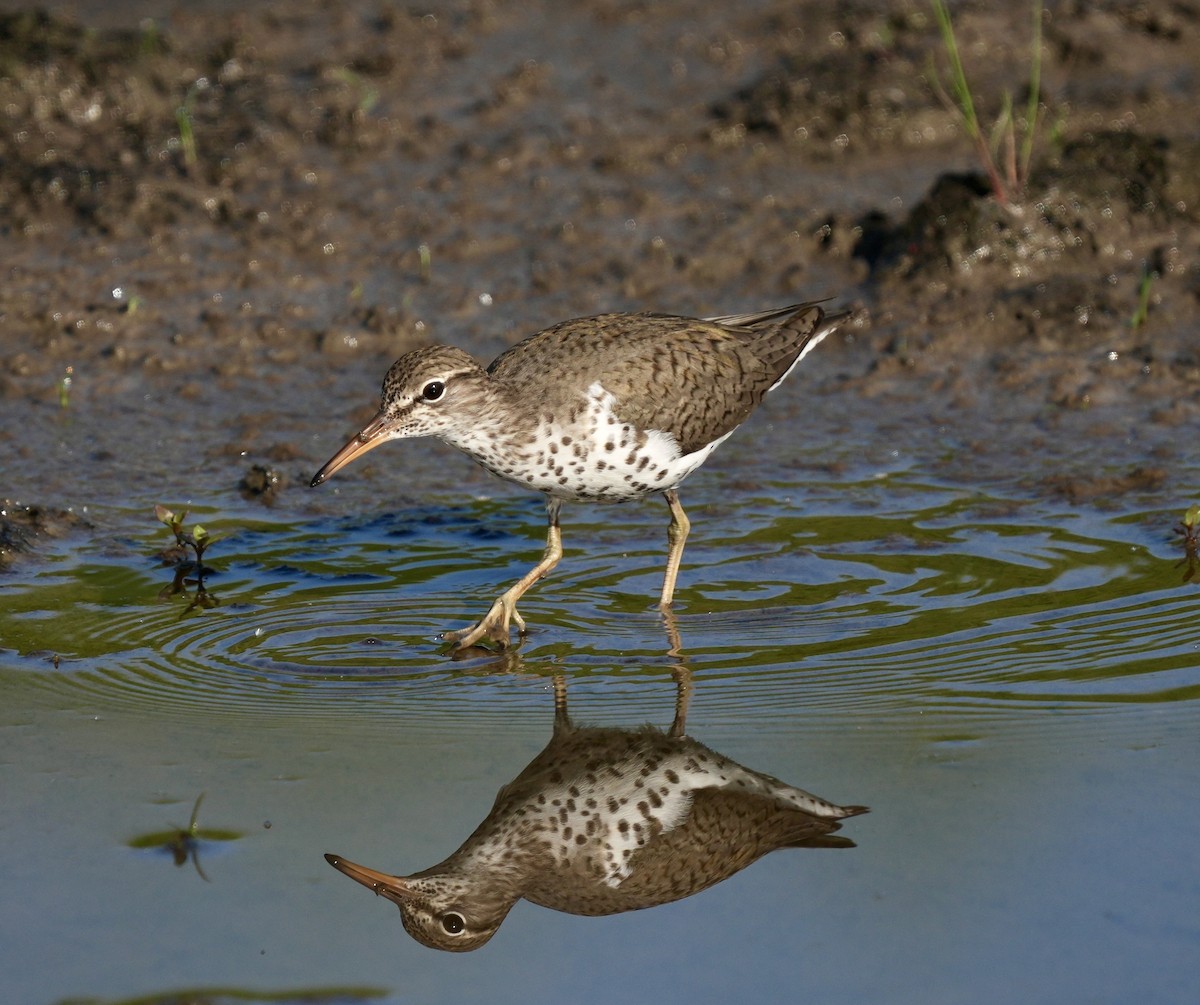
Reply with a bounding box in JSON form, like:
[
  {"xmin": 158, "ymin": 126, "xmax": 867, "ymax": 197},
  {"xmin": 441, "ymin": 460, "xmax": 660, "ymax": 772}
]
[{"xmin": 422, "ymin": 381, "xmax": 445, "ymax": 401}]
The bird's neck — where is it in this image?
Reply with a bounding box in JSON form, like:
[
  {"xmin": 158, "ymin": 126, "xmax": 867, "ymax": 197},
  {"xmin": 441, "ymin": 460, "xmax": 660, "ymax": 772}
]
[
  {"xmin": 418, "ymin": 820, "xmax": 550, "ymax": 901},
  {"xmin": 436, "ymin": 380, "xmax": 532, "ymax": 473}
]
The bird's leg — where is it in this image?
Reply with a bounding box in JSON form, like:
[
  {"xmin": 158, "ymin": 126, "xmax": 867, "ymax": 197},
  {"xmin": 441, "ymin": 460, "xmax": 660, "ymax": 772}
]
[
  {"xmin": 659, "ymin": 594, "xmax": 692, "ymax": 737},
  {"xmin": 659, "ymin": 489, "xmax": 690, "ymax": 607},
  {"xmin": 668, "ymin": 663, "xmax": 694, "ymax": 739},
  {"xmin": 551, "ymin": 672, "xmax": 572, "ymax": 736},
  {"xmin": 443, "ymin": 498, "xmax": 563, "ymax": 650}
]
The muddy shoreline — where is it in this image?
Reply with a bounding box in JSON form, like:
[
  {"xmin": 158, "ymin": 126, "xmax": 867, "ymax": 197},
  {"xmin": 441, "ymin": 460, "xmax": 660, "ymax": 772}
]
[{"xmin": 2, "ymin": 0, "xmax": 1198, "ymax": 566}]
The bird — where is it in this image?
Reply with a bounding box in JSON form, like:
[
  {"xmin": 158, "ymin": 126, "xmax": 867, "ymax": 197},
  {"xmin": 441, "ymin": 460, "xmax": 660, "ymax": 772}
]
[
  {"xmin": 325, "ymin": 674, "xmax": 866, "ymax": 951},
  {"xmin": 311, "ymin": 301, "xmax": 848, "ymax": 649}
]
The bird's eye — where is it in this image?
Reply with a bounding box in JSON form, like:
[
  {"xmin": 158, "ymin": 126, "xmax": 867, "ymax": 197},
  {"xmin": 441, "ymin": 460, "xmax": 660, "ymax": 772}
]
[
  {"xmin": 422, "ymin": 381, "xmax": 446, "ymax": 401},
  {"xmin": 440, "ymin": 912, "xmax": 466, "ymax": 935}
]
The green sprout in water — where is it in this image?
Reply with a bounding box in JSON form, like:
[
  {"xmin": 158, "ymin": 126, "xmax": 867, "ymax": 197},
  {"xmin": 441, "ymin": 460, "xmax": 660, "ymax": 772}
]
[
  {"xmin": 170, "ymin": 792, "xmax": 209, "ymax": 879},
  {"xmin": 156, "ymin": 504, "xmax": 214, "ymax": 563},
  {"xmin": 929, "ymin": 0, "xmax": 1044, "ymax": 204},
  {"xmin": 155, "ymin": 504, "xmax": 218, "ymax": 607},
  {"xmin": 1175, "ymin": 503, "xmax": 1200, "ymax": 584},
  {"xmin": 128, "ymin": 792, "xmax": 243, "ymax": 882}
]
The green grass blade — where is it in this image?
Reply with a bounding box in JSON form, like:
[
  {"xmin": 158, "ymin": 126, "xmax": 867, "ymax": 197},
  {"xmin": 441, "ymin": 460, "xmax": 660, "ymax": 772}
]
[
  {"xmin": 1020, "ymin": 3, "xmax": 1043, "ymax": 184},
  {"xmin": 930, "ymin": 0, "xmax": 981, "ymax": 142}
]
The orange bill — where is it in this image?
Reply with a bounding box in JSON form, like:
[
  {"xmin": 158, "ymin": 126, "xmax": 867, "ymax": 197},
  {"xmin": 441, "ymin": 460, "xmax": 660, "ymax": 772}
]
[
  {"xmin": 324, "ymin": 852, "xmax": 413, "ymax": 904},
  {"xmin": 310, "ymin": 412, "xmax": 391, "ymax": 486}
]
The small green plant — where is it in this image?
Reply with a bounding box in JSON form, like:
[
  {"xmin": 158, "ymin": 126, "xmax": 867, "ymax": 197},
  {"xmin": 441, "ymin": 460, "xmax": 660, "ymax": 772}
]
[
  {"xmin": 169, "ymin": 792, "xmax": 208, "ymax": 878},
  {"xmin": 57, "ymin": 365, "xmax": 74, "ymax": 408},
  {"xmin": 128, "ymin": 792, "xmax": 242, "ymax": 881},
  {"xmin": 332, "ymin": 67, "xmax": 380, "ymax": 115},
  {"xmin": 175, "ymin": 103, "xmax": 196, "ymax": 168},
  {"xmin": 418, "ymin": 241, "xmax": 432, "ymax": 281},
  {"xmin": 1130, "ymin": 264, "xmax": 1157, "ymax": 331},
  {"xmin": 175, "ymin": 80, "xmax": 207, "ymax": 169},
  {"xmin": 1175, "ymin": 504, "xmax": 1200, "ymax": 584},
  {"xmin": 929, "ymin": 0, "xmax": 1044, "ymax": 204},
  {"xmin": 155, "ymin": 505, "xmax": 218, "ymax": 607},
  {"xmin": 155, "ymin": 504, "xmax": 213, "ymax": 564},
  {"xmin": 138, "ymin": 18, "xmax": 162, "ymax": 58}
]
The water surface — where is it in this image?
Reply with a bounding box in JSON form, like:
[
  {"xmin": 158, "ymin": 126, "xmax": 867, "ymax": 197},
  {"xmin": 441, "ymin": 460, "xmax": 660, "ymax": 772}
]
[{"xmin": 3, "ymin": 467, "xmax": 1197, "ymax": 1005}]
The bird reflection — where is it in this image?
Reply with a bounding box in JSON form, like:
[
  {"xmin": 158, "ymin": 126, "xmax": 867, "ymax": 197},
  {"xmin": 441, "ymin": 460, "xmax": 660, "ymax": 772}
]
[{"xmin": 326, "ymin": 671, "xmax": 866, "ymax": 951}]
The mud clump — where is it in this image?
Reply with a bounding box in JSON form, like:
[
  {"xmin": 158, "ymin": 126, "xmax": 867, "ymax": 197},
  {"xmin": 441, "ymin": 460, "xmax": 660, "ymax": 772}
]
[
  {"xmin": 239, "ymin": 463, "xmax": 286, "ymax": 504},
  {"xmin": 1042, "ymin": 465, "xmax": 1168, "ymax": 505},
  {"xmin": 0, "ymin": 500, "xmax": 90, "ymax": 570}
]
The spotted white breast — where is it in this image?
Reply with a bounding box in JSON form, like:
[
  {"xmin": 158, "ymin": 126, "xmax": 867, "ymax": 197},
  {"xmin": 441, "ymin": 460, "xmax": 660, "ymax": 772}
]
[{"xmin": 457, "ymin": 381, "xmax": 733, "ymax": 502}]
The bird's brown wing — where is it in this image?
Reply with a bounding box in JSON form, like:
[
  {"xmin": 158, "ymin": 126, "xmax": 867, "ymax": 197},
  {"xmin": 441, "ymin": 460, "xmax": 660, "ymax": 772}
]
[
  {"xmin": 489, "ymin": 306, "xmax": 836, "ymax": 455},
  {"xmin": 607, "ymin": 305, "xmax": 836, "ymax": 453},
  {"xmin": 598, "ymin": 320, "xmax": 776, "ymax": 455},
  {"xmin": 610, "ymin": 787, "xmax": 854, "ymax": 906}
]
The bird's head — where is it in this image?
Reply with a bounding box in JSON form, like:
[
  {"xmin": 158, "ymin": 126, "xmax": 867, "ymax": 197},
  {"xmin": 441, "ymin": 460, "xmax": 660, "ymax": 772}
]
[
  {"xmin": 325, "ymin": 852, "xmax": 516, "ymax": 952},
  {"xmin": 310, "ymin": 346, "xmax": 484, "ymax": 487}
]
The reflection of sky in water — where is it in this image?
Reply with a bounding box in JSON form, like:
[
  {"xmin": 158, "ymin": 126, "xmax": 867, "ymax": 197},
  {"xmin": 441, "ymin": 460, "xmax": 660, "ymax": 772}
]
[{"xmin": 2, "ymin": 479, "xmax": 1197, "ymax": 1003}]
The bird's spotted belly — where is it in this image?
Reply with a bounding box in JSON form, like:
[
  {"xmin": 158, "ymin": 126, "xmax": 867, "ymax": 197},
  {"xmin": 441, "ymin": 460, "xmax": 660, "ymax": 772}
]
[{"xmin": 463, "ymin": 382, "xmax": 730, "ymax": 502}]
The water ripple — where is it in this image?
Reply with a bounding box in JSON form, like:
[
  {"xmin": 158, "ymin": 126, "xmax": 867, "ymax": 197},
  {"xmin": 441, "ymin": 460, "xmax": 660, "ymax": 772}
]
[{"xmin": 1, "ymin": 491, "xmax": 1196, "ymax": 728}]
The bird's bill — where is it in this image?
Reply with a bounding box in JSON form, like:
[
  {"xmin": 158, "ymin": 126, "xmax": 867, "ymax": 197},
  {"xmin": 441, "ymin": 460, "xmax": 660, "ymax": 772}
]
[
  {"xmin": 325, "ymin": 852, "xmax": 414, "ymax": 903},
  {"xmin": 310, "ymin": 412, "xmax": 390, "ymax": 487}
]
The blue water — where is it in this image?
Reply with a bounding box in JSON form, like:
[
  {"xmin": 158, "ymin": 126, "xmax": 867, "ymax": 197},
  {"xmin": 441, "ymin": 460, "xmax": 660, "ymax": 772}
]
[{"xmin": 3, "ymin": 467, "xmax": 1197, "ymax": 1005}]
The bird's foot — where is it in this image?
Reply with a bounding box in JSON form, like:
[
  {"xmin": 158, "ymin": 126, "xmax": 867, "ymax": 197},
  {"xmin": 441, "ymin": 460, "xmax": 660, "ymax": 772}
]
[{"xmin": 442, "ymin": 595, "xmax": 527, "ymax": 651}]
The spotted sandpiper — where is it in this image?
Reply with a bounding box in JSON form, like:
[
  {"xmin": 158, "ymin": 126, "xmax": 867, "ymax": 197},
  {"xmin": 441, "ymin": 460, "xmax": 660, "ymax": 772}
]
[
  {"xmin": 311, "ymin": 301, "xmax": 848, "ymax": 649},
  {"xmin": 325, "ymin": 674, "xmax": 866, "ymax": 951}
]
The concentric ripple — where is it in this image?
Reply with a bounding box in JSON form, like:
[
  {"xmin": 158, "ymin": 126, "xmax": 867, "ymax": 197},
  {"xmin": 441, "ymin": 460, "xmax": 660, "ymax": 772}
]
[{"xmin": 1, "ymin": 485, "xmax": 1197, "ymax": 730}]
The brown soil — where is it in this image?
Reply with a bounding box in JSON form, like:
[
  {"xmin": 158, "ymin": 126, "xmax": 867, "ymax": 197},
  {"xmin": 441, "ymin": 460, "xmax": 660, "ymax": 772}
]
[{"xmin": 1, "ymin": 0, "xmax": 1197, "ymax": 558}]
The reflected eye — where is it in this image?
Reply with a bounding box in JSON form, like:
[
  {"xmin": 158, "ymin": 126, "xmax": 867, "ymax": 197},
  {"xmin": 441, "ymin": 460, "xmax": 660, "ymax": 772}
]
[
  {"xmin": 422, "ymin": 381, "xmax": 446, "ymax": 401},
  {"xmin": 440, "ymin": 912, "xmax": 466, "ymax": 935}
]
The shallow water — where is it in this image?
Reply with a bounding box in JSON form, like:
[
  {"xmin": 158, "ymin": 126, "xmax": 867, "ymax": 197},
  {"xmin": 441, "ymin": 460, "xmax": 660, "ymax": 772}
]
[{"xmin": 3, "ymin": 461, "xmax": 1198, "ymax": 1005}]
